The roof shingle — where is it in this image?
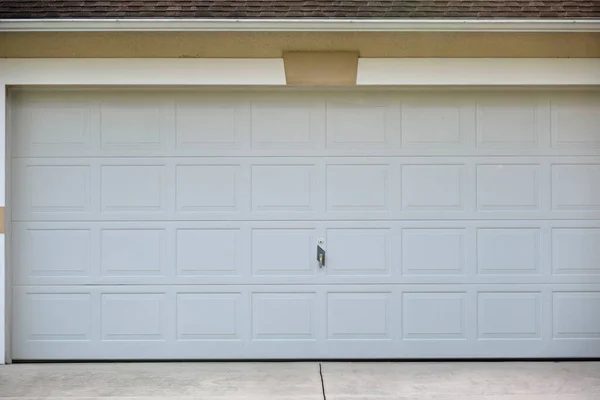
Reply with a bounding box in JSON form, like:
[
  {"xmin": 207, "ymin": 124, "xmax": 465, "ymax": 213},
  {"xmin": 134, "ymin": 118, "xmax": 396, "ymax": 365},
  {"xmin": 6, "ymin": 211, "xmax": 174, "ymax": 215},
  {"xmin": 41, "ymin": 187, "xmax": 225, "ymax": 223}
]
[{"xmin": 0, "ymin": 1, "xmax": 599, "ymax": 19}]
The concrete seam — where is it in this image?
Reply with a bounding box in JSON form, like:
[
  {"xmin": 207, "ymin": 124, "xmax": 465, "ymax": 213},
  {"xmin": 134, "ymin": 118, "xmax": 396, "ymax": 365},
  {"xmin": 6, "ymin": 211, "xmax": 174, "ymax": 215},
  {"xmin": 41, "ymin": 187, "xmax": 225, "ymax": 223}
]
[{"xmin": 319, "ymin": 362, "xmax": 327, "ymax": 400}]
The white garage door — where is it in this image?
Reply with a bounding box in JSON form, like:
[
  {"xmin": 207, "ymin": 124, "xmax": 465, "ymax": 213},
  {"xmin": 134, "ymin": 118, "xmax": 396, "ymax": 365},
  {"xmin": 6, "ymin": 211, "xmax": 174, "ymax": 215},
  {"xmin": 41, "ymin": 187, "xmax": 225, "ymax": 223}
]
[{"xmin": 9, "ymin": 89, "xmax": 600, "ymax": 360}]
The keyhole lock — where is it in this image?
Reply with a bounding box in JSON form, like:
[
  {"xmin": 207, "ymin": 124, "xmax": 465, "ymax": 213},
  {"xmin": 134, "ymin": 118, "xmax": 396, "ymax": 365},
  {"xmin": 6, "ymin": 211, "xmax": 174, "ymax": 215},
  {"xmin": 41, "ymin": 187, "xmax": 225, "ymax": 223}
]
[{"xmin": 317, "ymin": 238, "xmax": 325, "ymax": 245}]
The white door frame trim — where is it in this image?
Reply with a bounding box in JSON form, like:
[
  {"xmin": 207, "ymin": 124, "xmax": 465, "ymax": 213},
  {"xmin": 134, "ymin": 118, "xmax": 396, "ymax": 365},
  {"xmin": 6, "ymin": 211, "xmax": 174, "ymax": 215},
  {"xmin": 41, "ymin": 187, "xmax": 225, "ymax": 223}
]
[{"xmin": 1, "ymin": 57, "xmax": 599, "ymax": 363}]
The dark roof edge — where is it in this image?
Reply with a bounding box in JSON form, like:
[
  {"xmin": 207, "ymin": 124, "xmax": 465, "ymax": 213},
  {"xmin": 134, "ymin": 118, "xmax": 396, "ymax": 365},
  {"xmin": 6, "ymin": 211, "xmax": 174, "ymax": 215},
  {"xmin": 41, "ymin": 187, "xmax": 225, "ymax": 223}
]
[{"xmin": 2, "ymin": 18, "xmax": 600, "ymax": 32}]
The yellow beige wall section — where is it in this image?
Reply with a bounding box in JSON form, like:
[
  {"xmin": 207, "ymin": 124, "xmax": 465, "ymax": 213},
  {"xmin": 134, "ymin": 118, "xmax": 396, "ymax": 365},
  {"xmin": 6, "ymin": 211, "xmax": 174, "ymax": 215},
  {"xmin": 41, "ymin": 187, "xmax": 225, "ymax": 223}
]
[
  {"xmin": 1, "ymin": 32, "xmax": 599, "ymax": 58},
  {"xmin": 283, "ymin": 51, "xmax": 359, "ymax": 85}
]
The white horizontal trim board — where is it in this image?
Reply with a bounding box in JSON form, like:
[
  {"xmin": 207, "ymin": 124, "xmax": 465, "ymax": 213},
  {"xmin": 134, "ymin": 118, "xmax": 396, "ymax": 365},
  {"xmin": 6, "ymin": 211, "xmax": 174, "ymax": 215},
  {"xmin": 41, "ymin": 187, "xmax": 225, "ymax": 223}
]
[
  {"xmin": 0, "ymin": 58, "xmax": 599, "ymax": 86},
  {"xmin": 357, "ymin": 58, "xmax": 600, "ymax": 86},
  {"xmin": 0, "ymin": 59, "xmax": 287, "ymax": 86},
  {"xmin": 1, "ymin": 18, "xmax": 600, "ymax": 32}
]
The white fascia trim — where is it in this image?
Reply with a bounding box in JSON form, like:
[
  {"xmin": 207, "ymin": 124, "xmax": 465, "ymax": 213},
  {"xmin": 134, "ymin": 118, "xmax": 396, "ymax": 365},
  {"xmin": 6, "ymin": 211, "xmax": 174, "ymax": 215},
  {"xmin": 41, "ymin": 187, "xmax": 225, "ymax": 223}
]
[
  {"xmin": 1, "ymin": 18, "xmax": 600, "ymax": 32},
  {"xmin": 357, "ymin": 58, "xmax": 600, "ymax": 85},
  {"xmin": 0, "ymin": 59, "xmax": 287, "ymax": 85}
]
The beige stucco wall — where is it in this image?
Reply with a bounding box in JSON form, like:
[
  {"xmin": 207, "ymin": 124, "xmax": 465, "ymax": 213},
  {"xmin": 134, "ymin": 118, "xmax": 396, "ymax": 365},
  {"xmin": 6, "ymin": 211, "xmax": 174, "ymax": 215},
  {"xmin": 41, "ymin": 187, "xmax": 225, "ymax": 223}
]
[{"xmin": 1, "ymin": 31, "xmax": 599, "ymax": 58}]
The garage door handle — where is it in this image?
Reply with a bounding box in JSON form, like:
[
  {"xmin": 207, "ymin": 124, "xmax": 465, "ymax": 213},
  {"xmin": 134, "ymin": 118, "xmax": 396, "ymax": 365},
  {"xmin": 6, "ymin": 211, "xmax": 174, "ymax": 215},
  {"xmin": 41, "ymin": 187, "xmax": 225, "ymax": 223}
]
[{"xmin": 317, "ymin": 245, "xmax": 326, "ymax": 268}]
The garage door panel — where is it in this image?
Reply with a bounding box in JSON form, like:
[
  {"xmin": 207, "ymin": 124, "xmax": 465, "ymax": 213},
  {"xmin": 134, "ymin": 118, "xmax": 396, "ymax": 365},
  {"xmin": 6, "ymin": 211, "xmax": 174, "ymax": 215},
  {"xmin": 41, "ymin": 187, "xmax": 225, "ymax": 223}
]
[
  {"xmin": 176, "ymin": 292, "xmax": 243, "ymax": 341},
  {"xmin": 402, "ymin": 291, "xmax": 470, "ymax": 340},
  {"xmin": 13, "ymin": 284, "xmax": 600, "ymax": 359},
  {"xmin": 326, "ymin": 164, "xmax": 392, "ymax": 212},
  {"xmin": 15, "ymin": 292, "xmax": 93, "ymax": 342},
  {"xmin": 12, "ymin": 226, "xmax": 92, "ymax": 283},
  {"xmin": 176, "ymin": 164, "xmax": 242, "ymax": 212},
  {"xmin": 11, "ymin": 160, "xmax": 93, "ymax": 219},
  {"xmin": 251, "ymin": 292, "xmax": 317, "ymax": 341},
  {"xmin": 175, "ymin": 98, "xmax": 249, "ymax": 151},
  {"xmin": 99, "ymin": 99, "xmax": 170, "ymax": 152},
  {"xmin": 552, "ymin": 163, "xmax": 600, "ymax": 211},
  {"xmin": 476, "ymin": 228, "xmax": 543, "ymax": 276},
  {"xmin": 251, "ymin": 164, "xmax": 318, "ymax": 211},
  {"xmin": 552, "ymin": 228, "xmax": 600, "ymax": 275},
  {"xmin": 401, "ymin": 228, "xmax": 468, "ymax": 276},
  {"xmin": 177, "ymin": 228, "xmax": 242, "ymax": 277},
  {"xmin": 553, "ymin": 292, "xmax": 600, "ymax": 339},
  {"xmin": 401, "ymin": 93, "xmax": 475, "ymax": 150},
  {"xmin": 13, "ymin": 156, "xmax": 600, "ymax": 222},
  {"xmin": 327, "ymin": 292, "xmax": 393, "ymax": 340},
  {"xmin": 475, "ymin": 95, "xmax": 548, "ymax": 149},
  {"xmin": 325, "ymin": 228, "xmax": 393, "ymax": 276},
  {"xmin": 326, "ymin": 97, "xmax": 400, "ymax": 149},
  {"xmin": 12, "ymin": 89, "xmax": 600, "ymax": 158},
  {"xmin": 401, "ymin": 163, "xmax": 468, "ymax": 211},
  {"xmin": 477, "ymin": 292, "xmax": 543, "ymax": 340},
  {"xmin": 551, "ymin": 94, "xmax": 600, "ymax": 149},
  {"xmin": 100, "ymin": 229, "xmax": 167, "ymax": 278},
  {"xmin": 13, "ymin": 219, "xmax": 600, "ymax": 286},
  {"xmin": 11, "ymin": 91, "xmax": 96, "ymax": 157},
  {"xmin": 10, "ymin": 89, "xmax": 600, "ymax": 360},
  {"xmin": 251, "ymin": 99, "xmax": 323, "ymax": 150},
  {"xmin": 101, "ymin": 292, "xmax": 169, "ymax": 341},
  {"xmin": 476, "ymin": 164, "xmax": 543, "ymax": 211},
  {"xmin": 101, "ymin": 165, "xmax": 167, "ymax": 214},
  {"xmin": 251, "ymin": 228, "xmax": 317, "ymax": 277}
]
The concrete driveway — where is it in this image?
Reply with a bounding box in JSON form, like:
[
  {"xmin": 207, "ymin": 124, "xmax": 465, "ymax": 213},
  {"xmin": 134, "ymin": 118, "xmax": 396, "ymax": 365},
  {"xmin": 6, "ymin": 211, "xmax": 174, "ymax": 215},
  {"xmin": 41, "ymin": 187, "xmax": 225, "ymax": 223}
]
[{"xmin": 1, "ymin": 361, "xmax": 599, "ymax": 400}]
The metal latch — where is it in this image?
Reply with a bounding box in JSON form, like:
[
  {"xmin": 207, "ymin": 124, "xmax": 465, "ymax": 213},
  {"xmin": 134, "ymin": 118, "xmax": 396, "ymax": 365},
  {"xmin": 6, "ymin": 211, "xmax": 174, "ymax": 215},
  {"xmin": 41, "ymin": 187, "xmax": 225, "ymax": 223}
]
[{"xmin": 317, "ymin": 245, "xmax": 326, "ymax": 268}]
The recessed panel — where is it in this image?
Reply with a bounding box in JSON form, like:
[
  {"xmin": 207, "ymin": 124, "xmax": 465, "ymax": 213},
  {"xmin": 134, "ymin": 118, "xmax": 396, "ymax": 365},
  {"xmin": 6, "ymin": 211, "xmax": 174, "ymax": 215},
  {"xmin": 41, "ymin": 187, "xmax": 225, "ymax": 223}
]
[
  {"xmin": 28, "ymin": 166, "xmax": 91, "ymax": 213},
  {"xmin": 102, "ymin": 293, "xmax": 166, "ymax": 341},
  {"xmin": 401, "ymin": 102, "xmax": 462, "ymax": 148},
  {"xmin": 252, "ymin": 229, "xmax": 314, "ymax": 276},
  {"xmin": 26, "ymin": 229, "xmax": 91, "ymax": 277},
  {"xmin": 21, "ymin": 103, "xmax": 90, "ymax": 151},
  {"xmin": 478, "ymin": 293, "xmax": 541, "ymax": 339},
  {"xmin": 326, "ymin": 100, "xmax": 390, "ymax": 147},
  {"xmin": 402, "ymin": 229, "xmax": 466, "ymax": 275},
  {"xmin": 476, "ymin": 100, "xmax": 537, "ymax": 148},
  {"xmin": 177, "ymin": 229, "xmax": 239, "ymax": 276},
  {"xmin": 101, "ymin": 166, "xmax": 165, "ymax": 212},
  {"xmin": 551, "ymin": 97, "xmax": 600, "ymax": 148},
  {"xmin": 552, "ymin": 165, "xmax": 600, "ymax": 211},
  {"xmin": 327, "ymin": 165, "xmax": 389, "ymax": 211},
  {"xmin": 24, "ymin": 293, "xmax": 91, "ymax": 341},
  {"xmin": 101, "ymin": 102, "xmax": 163, "ymax": 149},
  {"xmin": 326, "ymin": 229, "xmax": 390, "ymax": 275},
  {"xmin": 403, "ymin": 293, "xmax": 466, "ymax": 339},
  {"xmin": 101, "ymin": 230, "xmax": 166, "ymax": 276},
  {"xmin": 251, "ymin": 102, "xmax": 312, "ymax": 147},
  {"xmin": 176, "ymin": 102, "xmax": 238, "ymax": 147},
  {"xmin": 477, "ymin": 165, "xmax": 541, "ymax": 211},
  {"xmin": 252, "ymin": 293, "xmax": 315, "ymax": 340},
  {"xmin": 177, "ymin": 293, "xmax": 241, "ymax": 340},
  {"xmin": 477, "ymin": 229, "xmax": 541, "ymax": 275},
  {"xmin": 402, "ymin": 165, "xmax": 465, "ymax": 211},
  {"xmin": 553, "ymin": 292, "xmax": 600, "ymax": 338},
  {"xmin": 552, "ymin": 229, "xmax": 600, "ymax": 275},
  {"xmin": 327, "ymin": 293, "xmax": 391, "ymax": 340},
  {"xmin": 176, "ymin": 165, "xmax": 238, "ymax": 211},
  {"xmin": 252, "ymin": 165, "xmax": 314, "ymax": 210}
]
